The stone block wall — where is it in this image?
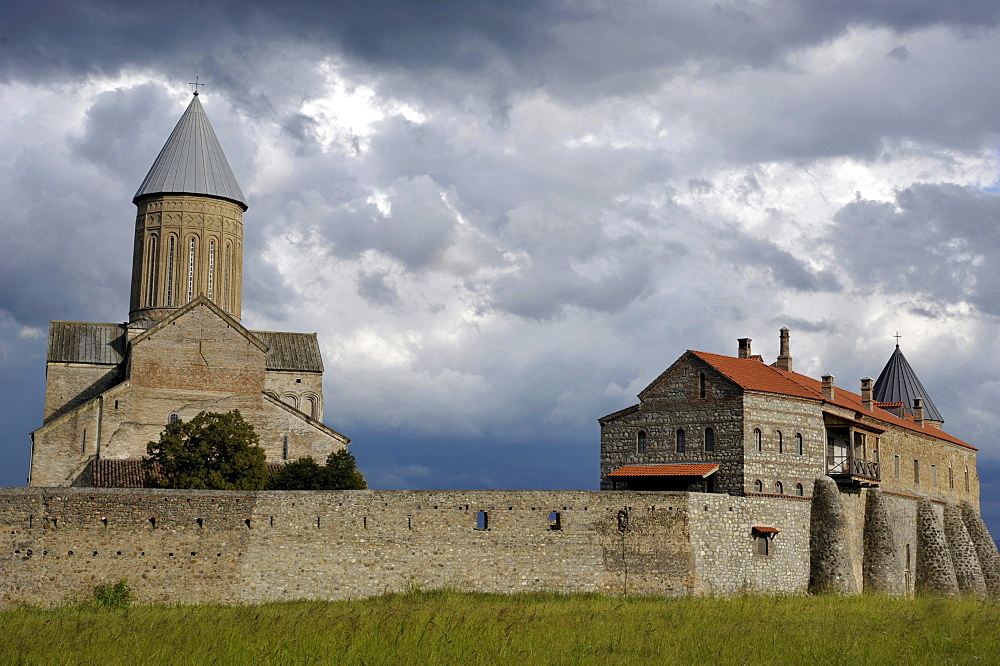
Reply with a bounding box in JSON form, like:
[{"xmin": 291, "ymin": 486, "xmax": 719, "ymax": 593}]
[
  {"xmin": 43, "ymin": 362, "xmax": 122, "ymax": 422},
  {"xmin": 743, "ymin": 393, "xmax": 825, "ymax": 498},
  {"xmin": 0, "ymin": 488, "xmax": 811, "ymax": 608}
]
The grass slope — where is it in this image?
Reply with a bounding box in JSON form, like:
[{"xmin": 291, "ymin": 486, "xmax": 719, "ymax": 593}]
[{"xmin": 2, "ymin": 591, "xmax": 998, "ymax": 664}]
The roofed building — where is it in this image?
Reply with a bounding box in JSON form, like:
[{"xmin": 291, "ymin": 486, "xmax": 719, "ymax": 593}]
[
  {"xmin": 29, "ymin": 92, "xmax": 349, "ymax": 487},
  {"xmin": 600, "ymin": 329, "xmax": 980, "ymax": 508}
]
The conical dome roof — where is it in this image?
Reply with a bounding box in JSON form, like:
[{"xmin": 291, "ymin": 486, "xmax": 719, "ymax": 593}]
[
  {"xmin": 133, "ymin": 94, "xmax": 247, "ymax": 210},
  {"xmin": 873, "ymin": 345, "xmax": 944, "ymax": 423}
]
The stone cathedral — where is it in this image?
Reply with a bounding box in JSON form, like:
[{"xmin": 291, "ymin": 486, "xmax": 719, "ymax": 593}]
[{"xmin": 29, "ymin": 92, "xmax": 349, "ymax": 487}]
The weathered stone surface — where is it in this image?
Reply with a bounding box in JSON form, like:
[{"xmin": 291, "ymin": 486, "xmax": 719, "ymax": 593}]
[
  {"xmin": 915, "ymin": 496, "xmax": 959, "ymax": 596},
  {"xmin": 862, "ymin": 487, "xmax": 900, "ymax": 594},
  {"xmin": 942, "ymin": 503, "xmax": 986, "ymax": 596},
  {"xmin": 960, "ymin": 501, "xmax": 1000, "ymax": 598},
  {"xmin": 809, "ymin": 476, "xmax": 858, "ymax": 594}
]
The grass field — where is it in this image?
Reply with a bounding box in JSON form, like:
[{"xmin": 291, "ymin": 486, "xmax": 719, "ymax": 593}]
[{"xmin": 2, "ymin": 590, "xmax": 998, "ymax": 665}]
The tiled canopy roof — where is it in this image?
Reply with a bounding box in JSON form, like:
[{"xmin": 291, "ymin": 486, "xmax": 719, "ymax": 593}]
[
  {"xmin": 873, "ymin": 345, "xmax": 944, "ymax": 423},
  {"xmin": 133, "ymin": 94, "xmax": 247, "ymax": 209},
  {"xmin": 47, "ymin": 322, "xmax": 126, "ymax": 365},
  {"xmin": 607, "ymin": 463, "xmax": 720, "ymax": 478},
  {"xmin": 689, "ymin": 350, "xmax": 973, "ymax": 450}
]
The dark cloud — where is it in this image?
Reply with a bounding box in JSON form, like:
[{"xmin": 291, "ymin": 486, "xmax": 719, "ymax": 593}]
[
  {"xmin": 829, "ymin": 183, "xmax": 1000, "ymax": 314},
  {"xmin": 717, "ymin": 230, "xmax": 841, "ymax": 292}
]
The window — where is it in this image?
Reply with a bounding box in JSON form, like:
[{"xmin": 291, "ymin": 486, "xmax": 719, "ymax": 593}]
[
  {"xmin": 753, "ymin": 479, "xmax": 763, "ymax": 493},
  {"xmin": 637, "ymin": 431, "xmax": 647, "ymax": 454},
  {"xmin": 931, "ymin": 464, "xmax": 937, "ymax": 488},
  {"xmin": 476, "ymin": 510, "xmax": 489, "ymax": 530},
  {"xmin": 755, "ymin": 535, "xmax": 770, "ymax": 556},
  {"xmin": 965, "ymin": 468, "xmax": 970, "ymax": 492},
  {"xmin": 224, "ymin": 244, "xmax": 232, "ymax": 310},
  {"xmin": 187, "ymin": 238, "xmax": 196, "ymax": 302},
  {"xmin": 795, "ymin": 483, "xmax": 804, "ymax": 497},
  {"xmin": 775, "ymin": 481, "xmax": 783, "ymax": 495},
  {"xmin": 949, "ymin": 466, "xmax": 954, "ymax": 489},
  {"xmin": 704, "ymin": 427, "xmax": 715, "ymax": 452},
  {"xmin": 549, "ymin": 511, "xmax": 561, "ymax": 531},
  {"xmin": 168, "ymin": 413, "xmax": 179, "ymax": 424},
  {"xmin": 146, "ymin": 235, "xmax": 158, "ymax": 306},
  {"xmin": 282, "ymin": 435, "xmax": 289, "ymax": 460},
  {"xmin": 676, "ymin": 429, "xmax": 686, "ymax": 453},
  {"xmin": 894, "ymin": 455, "xmax": 901, "ymax": 479},
  {"xmin": 796, "ymin": 433, "xmax": 803, "ymax": 455},
  {"xmin": 914, "ymin": 459, "xmax": 920, "ymax": 485},
  {"xmin": 208, "ymin": 240, "xmax": 215, "ymax": 300},
  {"xmin": 699, "ymin": 373, "xmax": 707, "ymax": 398},
  {"xmin": 777, "ymin": 430, "xmax": 783, "ymax": 453},
  {"xmin": 166, "ymin": 236, "xmax": 175, "ymax": 306},
  {"xmin": 81, "ymin": 429, "xmax": 87, "ymax": 454},
  {"xmin": 754, "ymin": 428, "xmax": 762, "ymax": 452}
]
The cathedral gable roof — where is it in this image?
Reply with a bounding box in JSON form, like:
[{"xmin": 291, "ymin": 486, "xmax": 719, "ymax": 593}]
[
  {"xmin": 47, "ymin": 321, "xmax": 126, "ymax": 365},
  {"xmin": 131, "ymin": 296, "xmax": 267, "ymax": 353},
  {"xmin": 873, "ymin": 345, "xmax": 944, "ymax": 423},
  {"xmin": 133, "ymin": 94, "xmax": 247, "ymax": 210},
  {"xmin": 251, "ymin": 331, "xmax": 324, "ymax": 373}
]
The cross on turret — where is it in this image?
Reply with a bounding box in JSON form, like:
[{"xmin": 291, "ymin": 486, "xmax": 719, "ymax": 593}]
[
  {"xmin": 893, "ymin": 331, "xmax": 902, "ymax": 347},
  {"xmin": 189, "ymin": 76, "xmax": 204, "ymax": 96}
]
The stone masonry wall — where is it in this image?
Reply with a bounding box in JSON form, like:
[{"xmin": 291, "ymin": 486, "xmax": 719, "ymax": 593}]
[{"xmin": 0, "ymin": 488, "xmax": 809, "ymax": 608}]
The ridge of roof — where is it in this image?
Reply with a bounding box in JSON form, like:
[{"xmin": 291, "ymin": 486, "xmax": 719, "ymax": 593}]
[
  {"xmin": 133, "ymin": 94, "xmax": 247, "ymax": 210},
  {"xmin": 689, "ymin": 350, "xmax": 973, "ymax": 450}
]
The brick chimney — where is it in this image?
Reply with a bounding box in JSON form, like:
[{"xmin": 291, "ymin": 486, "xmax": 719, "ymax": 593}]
[
  {"xmin": 738, "ymin": 338, "xmax": 752, "ymax": 359},
  {"xmin": 774, "ymin": 327, "xmax": 793, "ymax": 372},
  {"xmin": 913, "ymin": 397, "xmax": 925, "ymax": 427},
  {"xmin": 821, "ymin": 374, "xmax": 835, "ymax": 401},
  {"xmin": 860, "ymin": 377, "xmax": 873, "ymax": 411}
]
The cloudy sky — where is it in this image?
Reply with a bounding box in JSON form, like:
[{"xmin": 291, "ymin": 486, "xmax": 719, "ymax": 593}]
[{"xmin": 3, "ymin": 2, "xmax": 1000, "ymax": 530}]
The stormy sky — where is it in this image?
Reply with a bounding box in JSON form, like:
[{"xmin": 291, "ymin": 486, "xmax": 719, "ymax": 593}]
[{"xmin": 3, "ymin": 2, "xmax": 1000, "ymax": 531}]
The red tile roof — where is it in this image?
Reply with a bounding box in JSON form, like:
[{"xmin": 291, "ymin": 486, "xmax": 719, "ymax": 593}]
[
  {"xmin": 607, "ymin": 463, "xmax": 719, "ymax": 478},
  {"xmin": 689, "ymin": 350, "xmax": 974, "ymax": 450},
  {"xmin": 92, "ymin": 459, "xmax": 286, "ymax": 488},
  {"xmin": 752, "ymin": 525, "xmax": 780, "ymax": 534}
]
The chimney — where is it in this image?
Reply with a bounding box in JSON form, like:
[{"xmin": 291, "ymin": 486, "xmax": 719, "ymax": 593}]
[
  {"xmin": 821, "ymin": 374, "xmax": 835, "ymax": 401},
  {"xmin": 774, "ymin": 327, "xmax": 792, "ymax": 372},
  {"xmin": 913, "ymin": 397, "xmax": 925, "ymax": 427},
  {"xmin": 860, "ymin": 377, "xmax": 873, "ymax": 411},
  {"xmin": 738, "ymin": 338, "xmax": 752, "ymax": 359}
]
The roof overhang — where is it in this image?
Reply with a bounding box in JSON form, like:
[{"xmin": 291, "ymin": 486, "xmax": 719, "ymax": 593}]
[
  {"xmin": 607, "ymin": 463, "xmax": 720, "ymax": 478},
  {"xmin": 823, "ymin": 411, "xmax": 885, "ymax": 434}
]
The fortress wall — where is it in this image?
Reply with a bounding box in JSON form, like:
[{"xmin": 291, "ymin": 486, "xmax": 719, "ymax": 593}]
[
  {"xmin": 688, "ymin": 493, "xmax": 811, "ymax": 595},
  {"xmin": 0, "ymin": 488, "xmax": 808, "ymax": 607}
]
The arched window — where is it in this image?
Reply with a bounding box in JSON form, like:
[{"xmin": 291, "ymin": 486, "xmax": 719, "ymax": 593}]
[
  {"xmin": 776, "ymin": 430, "xmax": 783, "ymax": 453},
  {"xmin": 795, "ymin": 483, "xmax": 804, "ymax": 496},
  {"xmin": 754, "ymin": 428, "xmax": 762, "ymax": 452},
  {"xmin": 281, "ymin": 394, "xmax": 298, "ymax": 409},
  {"xmin": 705, "ymin": 427, "xmax": 715, "ymax": 452},
  {"xmin": 775, "ymin": 481, "xmax": 783, "ymax": 495},
  {"xmin": 304, "ymin": 395, "xmax": 318, "ymax": 419},
  {"xmin": 795, "ymin": 433, "xmax": 803, "ymax": 455},
  {"xmin": 965, "ymin": 467, "xmax": 970, "ymax": 492},
  {"xmin": 676, "ymin": 428, "xmax": 686, "ymax": 453},
  {"xmin": 208, "ymin": 240, "xmax": 216, "ymax": 301},
  {"xmin": 146, "ymin": 235, "xmax": 158, "ymax": 306},
  {"xmin": 699, "ymin": 373, "xmax": 707, "ymax": 399},
  {"xmin": 282, "ymin": 434, "xmax": 289, "ymax": 460},
  {"xmin": 187, "ymin": 237, "xmax": 196, "ymax": 302},
  {"xmin": 168, "ymin": 412, "xmax": 179, "ymax": 424},
  {"xmin": 637, "ymin": 431, "xmax": 647, "ymax": 454},
  {"xmin": 166, "ymin": 236, "xmax": 175, "ymax": 306},
  {"xmin": 753, "ymin": 479, "xmax": 763, "ymax": 493},
  {"xmin": 224, "ymin": 243, "xmax": 232, "ymax": 310}
]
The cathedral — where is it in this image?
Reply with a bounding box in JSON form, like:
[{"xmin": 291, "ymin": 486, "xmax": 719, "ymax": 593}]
[{"xmin": 29, "ymin": 92, "xmax": 349, "ymax": 487}]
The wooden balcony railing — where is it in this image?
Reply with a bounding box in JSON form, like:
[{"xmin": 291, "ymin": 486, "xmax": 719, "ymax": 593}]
[{"xmin": 827, "ymin": 455, "xmax": 880, "ymax": 482}]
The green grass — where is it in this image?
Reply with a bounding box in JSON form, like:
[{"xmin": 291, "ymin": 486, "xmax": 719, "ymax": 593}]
[{"xmin": 2, "ymin": 591, "xmax": 998, "ymax": 665}]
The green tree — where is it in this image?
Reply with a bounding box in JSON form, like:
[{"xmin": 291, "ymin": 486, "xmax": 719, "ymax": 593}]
[
  {"xmin": 268, "ymin": 448, "xmax": 367, "ymax": 490},
  {"xmin": 143, "ymin": 410, "xmax": 268, "ymax": 490}
]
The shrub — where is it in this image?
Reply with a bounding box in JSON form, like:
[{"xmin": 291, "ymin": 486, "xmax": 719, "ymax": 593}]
[{"xmin": 92, "ymin": 580, "xmax": 134, "ymax": 609}]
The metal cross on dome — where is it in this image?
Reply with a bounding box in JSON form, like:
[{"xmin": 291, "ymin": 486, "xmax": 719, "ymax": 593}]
[
  {"xmin": 189, "ymin": 77, "xmax": 204, "ymax": 96},
  {"xmin": 893, "ymin": 331, "xmax": 902, "ymax": 347}
]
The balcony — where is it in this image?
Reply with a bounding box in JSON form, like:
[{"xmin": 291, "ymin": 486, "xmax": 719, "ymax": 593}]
[{"xmin": 827, "ymin": 454, "xmax": 880, "ymax": 485}]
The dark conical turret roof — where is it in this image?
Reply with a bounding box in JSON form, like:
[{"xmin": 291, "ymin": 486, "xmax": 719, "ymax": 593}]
[
  {"xmin": 133, "ymin": 93, "xmax": 247, "ymax": 210},
  {"xmin": 873, "ymin": 345, "xmax": 944, "ymax": 423}
]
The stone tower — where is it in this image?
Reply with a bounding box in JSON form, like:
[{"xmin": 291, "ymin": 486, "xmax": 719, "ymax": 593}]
[{"xmin": 128, "ymin": 92, "xmax": 247, "ymax": 324}]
